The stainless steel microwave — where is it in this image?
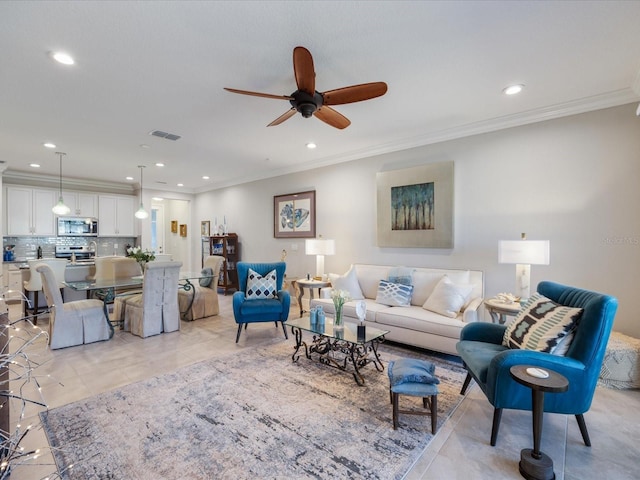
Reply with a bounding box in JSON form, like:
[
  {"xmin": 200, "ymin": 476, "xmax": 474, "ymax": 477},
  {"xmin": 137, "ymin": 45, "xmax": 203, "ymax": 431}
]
[{"xmin": 57, "ymin": 217, "xmax": 98, "ymax": 236}]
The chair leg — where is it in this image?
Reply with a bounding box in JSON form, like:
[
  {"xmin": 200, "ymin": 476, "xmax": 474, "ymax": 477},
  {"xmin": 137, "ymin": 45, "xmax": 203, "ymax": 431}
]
[
  {"xmin": 575, "ymin": 414, "xmax": 591, "ymax": 447},
  {"xmin": 392, "ymin": 392, "xmax": 399, "ymax": 430},
  {"xmin": 490, "ymin": 408, "xmax": 503, "ymax": 446},
  {"xmin": 235, "ymin": 324, "xmax": 244, "ymax": 343},
  {"xmin": 280, "ymin": 321, "xmax": 288, "ymax": 339},
  {"xmin": 430, "ymin": 395, "xmax": 438, "ymax": 434},
  {"xmin": 461, "ymin": 372, "xmax": 472, "ymax": 395}
]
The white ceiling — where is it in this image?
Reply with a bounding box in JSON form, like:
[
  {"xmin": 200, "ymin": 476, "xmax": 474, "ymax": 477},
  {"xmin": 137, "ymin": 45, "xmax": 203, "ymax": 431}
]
[{"xmin": 1, "ymin": 0, "xmax": 639, "ymax": 194}]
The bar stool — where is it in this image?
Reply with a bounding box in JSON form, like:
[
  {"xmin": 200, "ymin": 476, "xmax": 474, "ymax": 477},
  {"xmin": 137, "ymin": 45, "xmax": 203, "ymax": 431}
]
[{"xmin": 388, "ymin": 358, "xmax": 440, "ymax": 434}]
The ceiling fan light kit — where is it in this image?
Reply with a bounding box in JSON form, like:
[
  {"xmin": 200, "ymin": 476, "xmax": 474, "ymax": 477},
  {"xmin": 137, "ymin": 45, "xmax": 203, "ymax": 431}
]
[{"xmin": 225, "ymin": 46, "xmax": 387, "ymax": 129}]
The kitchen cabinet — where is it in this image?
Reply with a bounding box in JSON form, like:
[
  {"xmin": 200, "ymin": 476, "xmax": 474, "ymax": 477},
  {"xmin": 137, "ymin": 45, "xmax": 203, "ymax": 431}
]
[
  {"xmin": 5, "ymin": 186, "xmax": 56, "ymax": 236},
  {"xmin": 98, "ymin": 194, "xmax": 135, "ymax": 236},
  {"xmin": 63, "ymin": 191, "xmax": 98, "ymax": 217}
]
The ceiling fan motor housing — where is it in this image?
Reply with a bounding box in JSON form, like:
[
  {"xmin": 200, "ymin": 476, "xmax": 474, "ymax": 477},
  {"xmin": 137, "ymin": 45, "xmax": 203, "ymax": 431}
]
[{"xmin": 290, "ymin": 91, "xmax": 324, "ymax": 117}]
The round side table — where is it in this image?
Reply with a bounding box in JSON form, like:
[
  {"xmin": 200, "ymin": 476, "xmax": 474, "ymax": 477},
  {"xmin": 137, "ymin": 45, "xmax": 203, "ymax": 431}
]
[
  {"xmin": 484, "ymin": 298, "xmax": 521, "ymax": 324},
  {"xmin": 510, "ymin": 365, "xmax": 569, "ymax": 480},
  {"xmin": 294, "ymin": 278, "xmax": 331, "ymax": 317}
]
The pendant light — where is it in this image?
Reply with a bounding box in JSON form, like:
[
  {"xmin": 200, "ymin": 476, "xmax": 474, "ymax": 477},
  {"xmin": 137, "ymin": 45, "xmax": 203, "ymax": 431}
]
[
  {"xmin": 52, "ymin": 152, "xmax": 71, "ymax": 215},
  {"xmin": 135, "ymin": 165, "xmax": 149, "ymax": 219}
]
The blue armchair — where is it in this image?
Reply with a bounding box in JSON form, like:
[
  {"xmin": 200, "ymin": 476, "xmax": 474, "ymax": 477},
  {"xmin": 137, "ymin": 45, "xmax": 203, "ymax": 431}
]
[
  {"xmin": 232, "ymin": 262, "xmax": 290, "ymax": 343},
  {"xmin": 456, "ymin": 281, "xmax": 618, "ymax": 446}
]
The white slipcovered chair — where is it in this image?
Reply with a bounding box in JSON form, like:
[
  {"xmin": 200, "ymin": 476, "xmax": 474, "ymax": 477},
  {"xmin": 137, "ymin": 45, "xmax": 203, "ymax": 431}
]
[
  {"xmin": 37, "ymin": 263, "xmax": 111, "ymax": 349},
  {"xmin": 23, "ymin": 258, "xmax": 68, "ymax": 321},
  {"xmin": 178, "ymin": 255, "xmax": 223, "ymax": 321},
  {"xmin": 119, "ymin": 261, "xmax": 183, "ymax": 338}
]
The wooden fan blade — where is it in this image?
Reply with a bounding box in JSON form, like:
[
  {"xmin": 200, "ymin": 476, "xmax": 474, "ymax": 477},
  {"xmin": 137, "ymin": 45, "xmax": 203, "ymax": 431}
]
[
  {"xmin": 322, "ymin": 82, "xmax": 388, "ymax": 106},
  {"xmin": 314, "ymin": 106, "xmax": 350, "ymax": 129},
  {"xmin": 267, "ymin": 108, "xmax": 297, "ymax": 127},
  {"xmin": 293, "ymin": 46, "xmax": 315, "ymax": 95},
  {"xmin": 224, "ymin": 87, "xmax": 292, "ymax": 101}
]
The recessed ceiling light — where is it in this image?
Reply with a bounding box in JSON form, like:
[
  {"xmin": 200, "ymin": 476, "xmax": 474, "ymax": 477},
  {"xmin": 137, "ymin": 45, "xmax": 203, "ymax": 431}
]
[
  {"xmin": 503, "ymin": 84, "xmax": 524, "ymax": 95},
  {"xmin": 126, "ymin": 176, "xmax": 134, "ymax": 181},
  {"xmin": 152, "ymin": 197, "xmax": 164, "ymax": 201},
  {"xmin": 155, "ymin": 162, "xmax": 164, "ymax": 167},
  {"xmin": 43, "ymin": 142, "xmax": 56, "ymax": 149},
  {"xmin": 51, "ymin": 51, "xmax": 74, "ymax": 65},
  {"xmin": 30, "ymin": 163, "xmax": 41, "ymax": 168},
  {"xmin": 306, "ymin": 142, "xmax": 317, "ymax": 149},
  {"xmin": 202, "ymin": 175, "xmax": 210, "ymax": 180},
  {"xmin": 177, "ymin": 183, "xmax": 184, "ymax": 187},
  {"xmin": 140, "ymin": 144, "xmax": 151, "ymax": 149}
]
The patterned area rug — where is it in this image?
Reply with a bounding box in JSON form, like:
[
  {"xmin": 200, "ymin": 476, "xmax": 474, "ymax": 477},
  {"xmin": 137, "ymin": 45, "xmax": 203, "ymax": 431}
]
[{"xmin": 40, "ymin": 340, "xmax": 467, "ymax": 479}]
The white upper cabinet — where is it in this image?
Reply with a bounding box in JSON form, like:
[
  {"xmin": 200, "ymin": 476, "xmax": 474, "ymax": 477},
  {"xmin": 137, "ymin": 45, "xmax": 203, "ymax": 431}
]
[
  {"xmin": 98, "ymin": 194, "xmax": 135, "ymax": 236},
  {"xmin": 63, "ymin": 191, "xmax": 98, "ymax": 218},
  {"xmin": 5, "ymin": 186, "xmax": 57, "ymax": 236}
]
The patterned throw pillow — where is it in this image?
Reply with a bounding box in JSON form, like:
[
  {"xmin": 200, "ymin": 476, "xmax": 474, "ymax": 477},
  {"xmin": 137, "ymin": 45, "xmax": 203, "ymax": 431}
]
[
  {"xmin": 246, "ymin": 268, "xmax": 277, "ymax": 299},
  {"xmin": 502, "ymin": 293, "xmax": 583, "ymax": 355},
  {"xmin": 388, "ymin": 266, "xmax": 414, "ymax": 286},
  {"xmin": 199, "ymin": 267, "xmax": 214, "ymax": 287},
  {"xmin": 375, "ymin": 279, "xmax": 413, "ymax": 307}
]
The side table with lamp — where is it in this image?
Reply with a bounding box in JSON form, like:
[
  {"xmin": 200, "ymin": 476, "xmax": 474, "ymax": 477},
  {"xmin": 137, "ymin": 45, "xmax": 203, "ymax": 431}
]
[{"xmin": 484, "ymin": 293, "xmax": 522, "ymax": 324}]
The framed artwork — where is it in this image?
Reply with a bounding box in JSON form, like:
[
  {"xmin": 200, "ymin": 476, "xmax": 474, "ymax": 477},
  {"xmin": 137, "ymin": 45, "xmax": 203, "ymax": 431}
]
[
  {"xmin": 274, "ymin": 190, "xmax": 316, "ymax": 238},
  {"xmin": 180, "ymin": 224, "xmax": 187, "ymax": 237},
  {"xmin": 171, "ymin": 220, "xmax": 178, "ymax": 233},
  {"xmin": 376, "ymin": 161, "xmax": 454, "ymax": 248},
  {"xmin": 201, "ymin": 221, "xmax": 210, "ymax": 237}
]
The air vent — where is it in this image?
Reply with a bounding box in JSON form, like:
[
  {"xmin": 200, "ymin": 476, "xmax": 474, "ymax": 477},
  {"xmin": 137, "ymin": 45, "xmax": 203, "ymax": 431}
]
[{"xmin": 150, "ymin": 130, "xmax": 181, "ymax": 141}]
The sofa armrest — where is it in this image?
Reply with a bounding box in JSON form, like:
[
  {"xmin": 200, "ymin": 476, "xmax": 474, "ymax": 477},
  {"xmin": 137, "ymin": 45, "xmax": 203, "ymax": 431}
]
[{"xmin": 462, "ymin": 297, "xmax": 483, "ymax": 323}]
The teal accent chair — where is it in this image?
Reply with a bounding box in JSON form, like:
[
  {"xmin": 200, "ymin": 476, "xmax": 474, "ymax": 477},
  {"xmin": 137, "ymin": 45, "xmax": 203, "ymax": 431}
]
[
  {"xmin": 232, "ymin": 262, "xmax": 290, "ymax": 343},
  {"xmin": 456, "ymin": 281, "xmax": 618, "ymax": 447}
]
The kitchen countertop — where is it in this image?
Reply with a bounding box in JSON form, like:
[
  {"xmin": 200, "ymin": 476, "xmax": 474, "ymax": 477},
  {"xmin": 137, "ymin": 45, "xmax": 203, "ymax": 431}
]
[{"xmin": 3, "ymin": 259, "xmax": 95, "ymax": 269}]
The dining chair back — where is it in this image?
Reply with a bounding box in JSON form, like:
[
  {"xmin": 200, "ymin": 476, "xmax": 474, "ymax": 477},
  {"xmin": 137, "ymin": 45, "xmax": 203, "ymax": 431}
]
[{"xmin": 23, "ymin": 258, "xmax": 68, "ymax": 319}]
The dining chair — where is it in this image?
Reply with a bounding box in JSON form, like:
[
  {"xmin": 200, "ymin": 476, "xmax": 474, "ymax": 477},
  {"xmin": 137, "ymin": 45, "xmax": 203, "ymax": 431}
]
[
  {"xmin": 37, "ymin": 263, "xmax": 111, "ymax": 349},
  {"xmin": 178, "ymin": 255, "xmax": 223, "ymax": 321},
  {"xmin": 120, "ymin": 261, "xmax": 183, "ymax": 338},
  {"xmin": 23, "ymin": 258, "xmax": 68, "ymax": 321}
]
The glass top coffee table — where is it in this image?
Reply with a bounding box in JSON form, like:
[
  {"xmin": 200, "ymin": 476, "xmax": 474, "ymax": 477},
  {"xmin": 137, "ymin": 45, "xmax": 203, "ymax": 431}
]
[{"xmin": 287, "ymin": 317, "xmax": 389, "ymax": 386}]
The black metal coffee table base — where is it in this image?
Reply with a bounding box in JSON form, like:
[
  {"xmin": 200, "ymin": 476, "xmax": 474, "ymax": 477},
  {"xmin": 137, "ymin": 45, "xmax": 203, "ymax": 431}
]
[{"xmin": 519, "ymin": 448, "xmax": 555, "ymax": 480}]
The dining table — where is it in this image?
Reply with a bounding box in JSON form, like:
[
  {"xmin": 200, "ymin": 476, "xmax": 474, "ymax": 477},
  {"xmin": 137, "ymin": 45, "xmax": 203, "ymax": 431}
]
[{"xmin": 64, "ymin": 271, "xmax": 212, "ymax": 331}]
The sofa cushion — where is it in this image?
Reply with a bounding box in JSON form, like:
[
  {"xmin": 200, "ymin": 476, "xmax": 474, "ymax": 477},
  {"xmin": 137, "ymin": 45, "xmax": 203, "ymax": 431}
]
[
  {"xmin": 354, "ymin": 264, "xmax": 391, "ymax": 299},
  {"xmin": 246, "ymin": 268, "xmax": 277, "ymax": 299},
  {"xmin": 375, "ymin": 306, "xmax": 465, "ymax": 340},
  {"xmin": 502, "ymin": 293, "xmax": 583, "ymax": 355},
  {"xmin": 423, "ymin": 276, "xmax": 473, "ymax": 318},
  {"xmin": 410, "ymin": 271, "xmax": 445, "ymax": 306},
  {"xmin": 376, "ymin": 279, "xmax": 413, "ymax": 307},
  {"xmin": 388, "ymin": 358, "xmax": 440, "ymax": 386},
  {"xmin": 329, "ymin": 265, "xmax": 364, "ymax": 300}
]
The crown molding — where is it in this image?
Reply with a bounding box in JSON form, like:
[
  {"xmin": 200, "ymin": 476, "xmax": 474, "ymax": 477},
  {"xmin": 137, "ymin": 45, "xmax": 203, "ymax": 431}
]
[
  {"xmin": 201, "ymin": 88, "xmax": 640, "ymax": 192},
  {"xmin": 2, "ymin": 169, "xmax": 136, "ymax": 195}
]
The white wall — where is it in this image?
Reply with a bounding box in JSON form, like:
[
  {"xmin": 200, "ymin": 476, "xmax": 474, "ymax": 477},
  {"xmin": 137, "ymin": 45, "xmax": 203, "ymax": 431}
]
[{"xmin": 194, "ymin": 104, "xmax": 640, "ymax": 337}]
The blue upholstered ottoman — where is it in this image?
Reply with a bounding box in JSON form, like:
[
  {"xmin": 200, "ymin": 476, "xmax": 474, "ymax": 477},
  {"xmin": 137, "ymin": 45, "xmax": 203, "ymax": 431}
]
[{"xmin": 388, "ymin": 358, "xmax": 440, "ymax": 433}]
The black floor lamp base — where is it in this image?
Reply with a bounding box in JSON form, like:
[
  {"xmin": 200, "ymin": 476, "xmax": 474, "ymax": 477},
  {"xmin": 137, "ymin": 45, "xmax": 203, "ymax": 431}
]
[{"xmin": 519, "ymin": 448, "xmax": 555, "ymax": 480}]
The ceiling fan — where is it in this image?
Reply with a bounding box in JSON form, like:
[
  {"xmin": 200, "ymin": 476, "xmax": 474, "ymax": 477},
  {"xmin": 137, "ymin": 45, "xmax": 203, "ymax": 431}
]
[{"xmin": 224, "ymin": 46, "xmax": 387, "ymax": 129}]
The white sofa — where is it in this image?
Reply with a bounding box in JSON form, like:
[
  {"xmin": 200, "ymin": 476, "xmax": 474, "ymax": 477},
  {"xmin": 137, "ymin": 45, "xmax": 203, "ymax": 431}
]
[{"xmin": 309, "ymin": 264, "xmax": 484, "ymax": 356}]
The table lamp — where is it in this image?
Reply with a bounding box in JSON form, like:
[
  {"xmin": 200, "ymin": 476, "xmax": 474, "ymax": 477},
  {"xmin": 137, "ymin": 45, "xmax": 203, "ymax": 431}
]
[
  {"xmin": 498, "ymin": 233, "xmax": 550, "ymax": 300},
  {"xmin": 305, "ymin": 238, "xmax": 335, "ymax": 279}
]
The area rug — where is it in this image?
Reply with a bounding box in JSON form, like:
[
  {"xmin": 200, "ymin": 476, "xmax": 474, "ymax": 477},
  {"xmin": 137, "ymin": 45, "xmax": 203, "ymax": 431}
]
[{"xmin": 40, "ymin": 340, "xmax": 467, "ymax": 480}]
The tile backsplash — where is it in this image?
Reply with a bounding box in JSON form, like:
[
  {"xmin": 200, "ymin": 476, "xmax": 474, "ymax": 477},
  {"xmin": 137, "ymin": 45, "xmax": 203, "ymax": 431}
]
[{"xmin": 3, "ymin": 236, "xmax": 136, "ymax": 260}]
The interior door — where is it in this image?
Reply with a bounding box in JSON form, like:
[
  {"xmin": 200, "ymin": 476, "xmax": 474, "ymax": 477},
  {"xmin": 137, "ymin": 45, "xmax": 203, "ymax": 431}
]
[{"xmin": 151, "ymin": 204, "xmax": 165, "ymax": 255}]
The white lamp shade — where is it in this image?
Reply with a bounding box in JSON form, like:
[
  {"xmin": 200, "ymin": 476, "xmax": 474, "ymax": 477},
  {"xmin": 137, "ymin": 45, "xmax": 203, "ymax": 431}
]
[
  {"xmin": 305, "ymin": 239, "xmax": 336, "ymax": 256},
  {"xmin": 498, "ymin": 240, "xmax": 550, "ymax": 265}
]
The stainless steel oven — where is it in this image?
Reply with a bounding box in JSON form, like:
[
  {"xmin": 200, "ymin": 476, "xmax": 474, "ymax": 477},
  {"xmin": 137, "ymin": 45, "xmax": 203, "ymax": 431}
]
[{"xmin": 57, "ymin": 217, "xmax": 98, "ymax": 236}]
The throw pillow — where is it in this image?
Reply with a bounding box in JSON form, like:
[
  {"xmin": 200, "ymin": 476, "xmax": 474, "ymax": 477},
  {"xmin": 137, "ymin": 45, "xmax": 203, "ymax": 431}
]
[
  {"xmin": 375, "ymin": 279, "xmax": 414, "ymax": 307},
  {"xmin": 422, "ymin": 276, "xmax": 473, "ymax": 318},
  {"xmin": 328, "ymin": 265, "xmax": 364, "ymax": 300},
  {"xmin": 199, "ymin": 267, "xmax": 214, "ymax": 287},
  {"xmin": 388, "ymin": 358, "xmax": 440, "ymax": 386},
  {"xmin": 502, "ymin": 293, "xmax": 584, "ymax": 355},
  {"xmin": 246, "ymin": 268, "xmax": 277, "ymax": 299},
  {"xmin": 388, "ymin": 266, "xmax": 414, "ymax": 286}
]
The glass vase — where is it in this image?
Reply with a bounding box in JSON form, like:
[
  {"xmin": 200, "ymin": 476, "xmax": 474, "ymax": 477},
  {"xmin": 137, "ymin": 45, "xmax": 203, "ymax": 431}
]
[{"xmin": 334, "ymin": 304, "xmax": 344, "ymax": 331}]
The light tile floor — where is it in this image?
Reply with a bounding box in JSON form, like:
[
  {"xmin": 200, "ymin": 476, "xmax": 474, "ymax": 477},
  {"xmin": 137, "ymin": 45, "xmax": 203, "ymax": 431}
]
[{"xmin": 6, "ymin": 296, "xmax": 640, "ymax": 479}]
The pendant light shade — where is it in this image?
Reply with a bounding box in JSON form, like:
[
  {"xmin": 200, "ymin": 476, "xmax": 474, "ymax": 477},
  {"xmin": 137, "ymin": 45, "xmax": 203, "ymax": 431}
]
[
  {"xmin": 135, "ymin": 165, "xmax": 149, "ymax": 219},
  {"xmin": 52, "ymin": 152, "xmax": 71, "ymax": 215}
]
